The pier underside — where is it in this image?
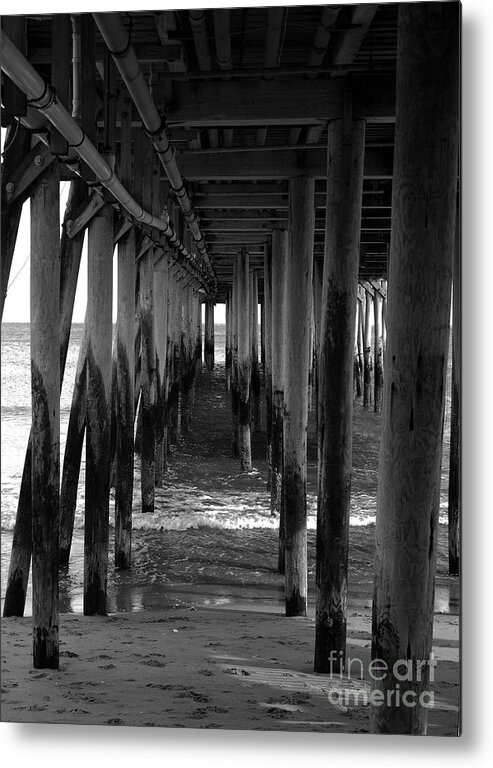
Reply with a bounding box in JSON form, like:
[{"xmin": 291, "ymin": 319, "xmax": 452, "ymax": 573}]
[{"xmin": 1, "ymin": 2, "xmax": 460, "ymax": 736}]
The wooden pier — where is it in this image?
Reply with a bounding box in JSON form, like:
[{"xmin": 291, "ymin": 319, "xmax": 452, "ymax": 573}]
[{"xmin": 1, "ymin": 3, "xmax": 460, "ymax": 735}]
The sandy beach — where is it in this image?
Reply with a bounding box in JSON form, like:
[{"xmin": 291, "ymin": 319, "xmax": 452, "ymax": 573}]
[
  {"xmin": 1, "ymin": 364, "xmax": 459, "ymax": 733},
  {"xmin": 1, "ymin": 598, "xmax": 459, "ymax": 733}
]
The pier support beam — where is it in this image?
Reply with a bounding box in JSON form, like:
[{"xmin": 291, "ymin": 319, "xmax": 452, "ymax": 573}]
[
  {"xmin": 237, "ymin": 248, "xmax": 252, "ymax": 470},
  {"xmin": 30, "ymin": 162, "xmax": 60, "ymax": 668},
  {"xmin": 314, "ymin": 117, "xmax": 365, "ymax": 672},
  {"xmin": 284, "ymin": 176, "xmax": 315, "ymax": 616},
  {"xmin": 225, "ymin": 291, "xmax": 232, "ymax": 390},
  {"xmin": 371, "ymin": 2, "xmax": 459, "ymax": 735},
  {"xmin": 250, "ymin": 271, "xmax": 261, "ymax": 432},
  {"xmin": 363, "ymin": 289, "xmax": 373, "ymax": 407},
  {"xmin": 271, "ymin": 230, "xmax": 288, "ymax": 571},
  {"xmin": 139, "ymin": 250, "xmax": 156, "ymax": 511},
  {"xmin": 373, "ymin": 286, "xmax": 383, "ymax": 412},
  {"xmin": 448, "ymin": 208, "xmax": 460, "ymax": 576},
  {"xmin": 115, "ymin": 226, "xmax": 136, "ymax": 566},
  {"xmin": 205, "ymin": 299, "xmax": 215, "ymax": 370},
  {"xmin": 312, "ymin": 259, "xmax": 323, "ymax": 426},
  {"xmin": 84, "ymin": 204, "xmax": 113, "ymax": 615},
  {"xmin": 231, "ymin": 262, "xmax": 239, "ymax": 454},
  {"xmin": 114, "ymin": 97, "xmax": 135, "ymax": 567},
  {"xmin": 263, "ymin": 243, "xmax": 273, "ymax": 489},
  {"xmin": 154, "ymin": 253, "xmax": 169, "ymax": 486},
  {"xmin": 4, "ymin": 177, "xmax": 87, "ymax": 610},
  {"xmin": 59, "ymin": 323, "xmax": 88, "ymax": 567}
]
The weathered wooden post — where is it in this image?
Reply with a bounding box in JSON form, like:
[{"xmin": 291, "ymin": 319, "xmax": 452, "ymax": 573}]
[
  {"xmin": 139, "ymin": 246, "xmax": 156, "ymax": 511},
  {"xmin": 263, "ymin": 243, "xmax": 273, "ymax": 489},
  {"xmin": 5, "ymin": 176, "xmax": 87, "ymax": 605},
  {"xmin": 314, "ymin": 116, "xmax": 365, "ymax": 672},
  {"xmin": 154, "ymin": 252, "xmax": 169, "ymax": 486},
  {"xmin": 114, "ymin": 96, "xmax": 135, "ymax": 568},
  {"xmin": 371, "ymin": 2, "xmax": 459, "ymax": 735},
  {"xmin": 312, "ymin": 258, "xmax": 323, "ymax": 426},
  {"xmin": 59, "ymin": 322, "xmax": 88, "ymax": 567},
  {"xmin": 237, "ymin": 248, "xmax": 252, "ymax": 470},
  {"xmin": 30, "ymin": 161, "xmax": 60, "ymax": 667},
  {"xmin": 225, "ymin": 291, "xmax": 232, "ymax": 390},
  {"xmin": 356, "ymin": 291, "xmax": 364, "ymax": 399},
  {"xmin": 167, "ymin": 270, "xmax": 181, "ymax": 447},
  {"xmin": 448, "ymin": 206, "xmax": 460, "ymax": 576},
  {"xmin": 231, "ymin": 261, "xmax": 239, "ymax": 454},
  {"xmin": 363, "ymin": 288, "xmax": 373, "ymax": 407},
  {"xmin": 250, "ymin": 271, "xmax": 261, "ymax": 432},
  {"xmin": 204, "ymin": 299, "xmax": 215, "ymax": 369},
  {"xmin": 373, "ymin": 284, "xmax": 384, "ymax": 412},
  {"xmin": 271, "ymin": 230, "xmax": 288, "ymax": 571},
  {"xmin": 260, "ymin": 297, "xmax": 266, "ymax": 380},
  {"xmin": 194, "ymin": 294, "xmax": 202, "ymax": 374},
  {"xmin": 138, "ymin": 135, "xmax": 156, "ymax": 512},
  {"xmin": 284, "ymin": 175, "xmax": 315, "ymax": 615},
  {"xmin": 84, "ymin": 199, "xmax": 114, "ymax": 615},
  {"xmin": 180, "ymin": 285, "xmax": 193, "ymax": 434},
  {"xmin": 382, "ymin": 287, "xmax": 387, "ymax": 368}
]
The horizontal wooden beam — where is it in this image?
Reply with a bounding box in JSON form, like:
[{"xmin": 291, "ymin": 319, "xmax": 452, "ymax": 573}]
[
  {"xmin": 180, "ymin": 147, "xmax": 393, "ymax": 180},
  {"xmin": 167, "ymin": 74, "xmax": 396, "ymax": 126}
]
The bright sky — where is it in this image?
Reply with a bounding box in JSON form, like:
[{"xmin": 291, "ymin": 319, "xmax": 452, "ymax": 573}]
[{"xmin": 2, "ymin": 159, "xmax": 226, "ymax": 325}]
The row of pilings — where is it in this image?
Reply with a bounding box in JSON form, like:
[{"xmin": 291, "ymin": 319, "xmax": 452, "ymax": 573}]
[
  {"xmin": 1, "ymin": 3, "xmax": 459, "ymax": 735},
  {"xmin": 2, "ymin": 89, "xmax": 212, "ymax": 654}
]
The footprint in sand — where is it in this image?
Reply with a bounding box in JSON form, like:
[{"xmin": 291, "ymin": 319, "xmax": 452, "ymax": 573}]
[{"xmin": 174, "ymin": 690, "xmax": 210, "ymax": 703}]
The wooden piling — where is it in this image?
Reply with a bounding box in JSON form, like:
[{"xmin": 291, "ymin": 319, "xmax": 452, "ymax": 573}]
[
  {"xmin": 263, "ymin": 243, "xmax": 273, "ymax": 490},
  {"xmin": 194, "ymin": 294, "xmax": 202, "ymax": 374},
  {"xmin": 167, "ymin": 271, "xmax": 181, "ymax": 448},
  {"xmin": 312, "ymin": 258, "xmax": 323, "ymax": 426},
  {"xmin": 237, "ymin": 249, "xmax": 252, "ymax": 471},
  {"xmin": 250, "ymin": 271, "xmax": 261, "ymax": 432},
  {"xmin": 371, "ymin": 2, "xmax": 459, "ymax": 735},
  {"xmin": 271, "ymin": 230, "xmax": 288, "ymax": 571},
  {"xmin": 314, "ymin": 117, "xmax": 365, "ymax": 672},
  {"xmin": 139, "ymin": 249, "xmax": 156, "ymax": 512},
  {"xmin": 114, "ymin": 229, "xmax": 136, "ymax": 563},
  {"xmin": 225, "ymin": 291, "xmax": 232, "ymax": 390},
  {"xmin": 114, "ymin": 97, "xmax": 135, "ymax": 566},
  {"xmin": 205, "ymin": 299, "xmax": 215, "ymax": 369},
  {"xmin": 30, "ymin": 161, "xmax": 60, "ymax": 668},
  {"xmin": 373, "ymin": 285, "xmax": 383, "ymax": 412},
  {"xmin": 356, "ymin": 294, "xmax": 364, "ymax": 399},
  {"xmin": 284, "ymin": 175, "xmax": 315, "ymax": 616},
  {"xmin": 363, "ymin": 289, "xmax": 373, "ymax": 407},
  {"xmin": 59, "ymin": 322, "xmax": 88, "ymax": 567},
  {"xmin": 84, "ymin": 204, "xmax": 114, "ymax": 615},
  {"xmin": 154, "ymin": 252, "xmax": 169, "ymax": 487},
  {"xmin": 180, "ymin": 286, "xmax": 193, "ymax": 434},
  {"xmin": 448, "ymin": 206, "xmax": 460, "ymax": 576},
  {"xmin": 231, "ymin": 262, "xmax": 239, "ymax": 455},
  {"xmin": 4, "ymin": 177, "xmax": 87, "ymax": 610}
]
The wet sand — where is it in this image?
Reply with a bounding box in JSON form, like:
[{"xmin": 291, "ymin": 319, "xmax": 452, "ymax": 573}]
[{"xmin": 1, "ymin": 364, "xmax": 459, "ymax": 733}]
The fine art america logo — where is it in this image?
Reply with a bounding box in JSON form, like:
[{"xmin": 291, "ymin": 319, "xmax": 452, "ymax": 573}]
[{"xmin": 326, "ymin": 652, "xmax": 437, "ymax": 710}]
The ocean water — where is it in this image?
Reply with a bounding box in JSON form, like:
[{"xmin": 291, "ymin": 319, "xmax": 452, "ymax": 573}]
[{"xmin": 1, "ymin": 322, "xmax": 455, "ymax": 615}]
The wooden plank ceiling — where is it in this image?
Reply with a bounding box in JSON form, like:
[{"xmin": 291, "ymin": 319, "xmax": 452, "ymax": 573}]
[{"xmin": 23, "ymin": 4, "xmax": 398, "ymax": 300}]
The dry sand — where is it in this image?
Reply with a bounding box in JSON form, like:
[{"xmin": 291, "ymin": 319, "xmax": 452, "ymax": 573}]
[{"xmin": 1, "ymin": 601, "xmax": 459, "ymax": 734}]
